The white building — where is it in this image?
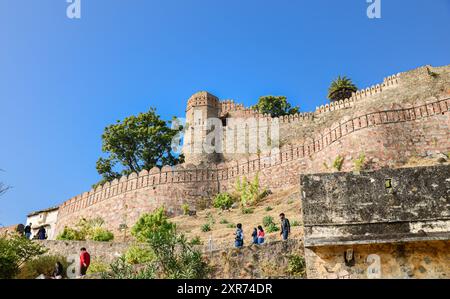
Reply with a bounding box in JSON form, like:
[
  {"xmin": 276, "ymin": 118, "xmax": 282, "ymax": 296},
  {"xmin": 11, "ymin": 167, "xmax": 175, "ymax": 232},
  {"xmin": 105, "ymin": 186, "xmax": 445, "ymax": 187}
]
[{"xmin": 26, "ymin": 206, "xmax": 59, "ymax": 240}]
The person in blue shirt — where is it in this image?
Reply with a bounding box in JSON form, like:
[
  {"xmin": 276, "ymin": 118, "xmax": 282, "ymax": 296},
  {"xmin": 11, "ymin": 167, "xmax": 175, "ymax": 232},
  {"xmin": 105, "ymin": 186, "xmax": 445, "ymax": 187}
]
[{"xmin": 235, "ymin": 223, "xmax": 244, "ymax": 248}]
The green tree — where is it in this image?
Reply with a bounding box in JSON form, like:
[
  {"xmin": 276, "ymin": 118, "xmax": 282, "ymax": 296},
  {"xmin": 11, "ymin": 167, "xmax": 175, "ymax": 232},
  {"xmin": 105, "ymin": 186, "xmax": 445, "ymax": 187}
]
[
  {"xmin": 125, "ymin": 208, "xmax": 210, "ymax": 279},
  {"xmin": 96, "ymin": 108, "xmax": 184, "ymax": 185},
  {"xmin": 252, "ymin": 96, "xmax": 299, "ymax": 117},
  {"xmin": 131, "ymin": 207, "xmax": 176, "ymax": 242},
  {"xmin": 327, "ymin": 76, "xmax": 358, "ymax": 102},
  {"xmin": 0, "ymin": 235, "xmax": 47, "ymax": 279}
]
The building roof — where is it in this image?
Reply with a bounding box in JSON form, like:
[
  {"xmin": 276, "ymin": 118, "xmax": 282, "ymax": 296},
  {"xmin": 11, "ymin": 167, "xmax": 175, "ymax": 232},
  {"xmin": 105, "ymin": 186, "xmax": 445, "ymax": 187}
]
[{"xmin": 27, "ymin": 206, "xmax": 59, "ymax": 217}]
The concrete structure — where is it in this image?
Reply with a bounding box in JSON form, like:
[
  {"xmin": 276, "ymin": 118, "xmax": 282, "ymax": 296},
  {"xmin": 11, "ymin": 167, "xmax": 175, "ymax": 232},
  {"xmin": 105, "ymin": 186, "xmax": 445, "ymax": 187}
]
[
  {"xmin": 300, "ymin": 165, "xmax": 450, "ymax": 279},
  {"xmin": 27, "ymin": 206, "xmax": 59, "ymax": 240},
  {"xmin": 28, "ymin": 64, "xmax": 448, "ymax": 238}
]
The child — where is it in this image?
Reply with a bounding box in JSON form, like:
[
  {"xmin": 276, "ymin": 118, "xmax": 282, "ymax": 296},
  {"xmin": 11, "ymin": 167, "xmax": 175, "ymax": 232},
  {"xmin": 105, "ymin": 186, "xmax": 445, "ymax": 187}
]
[
  {"xmin": 235, "ymin": 223, "xmax": 244, "ymax": 248},
  {"xmin": 251, "ymin": 228, "xmax": 258, "ymax": 244},
  {"xmin": 257, "ymin": 225, "xmax": 265, "ymax": 244}
]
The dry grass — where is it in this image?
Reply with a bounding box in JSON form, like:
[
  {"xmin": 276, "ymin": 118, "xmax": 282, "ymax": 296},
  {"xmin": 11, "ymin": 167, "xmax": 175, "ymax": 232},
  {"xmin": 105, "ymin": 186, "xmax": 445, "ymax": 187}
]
[{"xmin": 171, "ymin": 186, "xmax": 303, "ymax": 250}]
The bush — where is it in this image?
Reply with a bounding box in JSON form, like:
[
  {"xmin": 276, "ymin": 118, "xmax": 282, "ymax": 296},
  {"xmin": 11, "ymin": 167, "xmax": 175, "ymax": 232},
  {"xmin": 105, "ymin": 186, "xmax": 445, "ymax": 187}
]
[
  {"xmin": 291, "ymin": 220, "xmax": 301, "ymax": 227},
  {"xmin": 242, "ymin": 207, "xmax": 254, "ymax": 214},
  {"xmin": 56, "ymin": 226, "xmax": 85, "ymax": 241},
  {"xmin": 189, "ymin": 236, "xmax": 203, "ymax": 246},
  {"xmin": 181, "ymin": 203, "xmax": 190, "ymax": 215},
  {"xmin": 213, "ymin": 193, "xmax": 235, "ymax": 210},
  {"xmin": 56, "ymin": 218, "xmax": 114, "ymax": 242},
  {"xmin": 0, "ymin": 235, "xmax": 47, "ymax": 279},
  {"xmin": 90, "ymin": 227, "xmax": 114, "ymax": 242},
  {"xmin": 333, "ymin": 155, "xmax": 344, "ymax": 171},
  {"xmin": 102, "ymin": 256, "xmax": 156, "ymax": 279},
  {"xmin": 266, "ymin": 223, "xmax": 280, "ymax": 233},
  {"xmin": 263, "ymin": 216, "xmax": 275, "ymax": 227},
  {"xmin": 16, "ymin": 255, "xmax": 67, "ymax": 279},
  {"xmin": 219, "ymin": 219, "xmax": 229, "ymax": 224},
  {"xmin": 235, "ymin": 173, "xmax": 268, "ymax": 207},
  {"xmin": 123, "ymin": 245, "xmax": 155, "ymax": 265},
  {"xmin": 287, "ymin": 255, "xmax": 306, "ymax": 277},
  {"xmin": 353, "ymin": 153, "xmax": 366, "ymax": 172},
  {"xmin": 201, "ymin": 224, "xmax": 211, "ymax": 232},
  {"xmin": 87, "ymin": 260, "xmax": 109, "ymax": 274},
  {"xmin": 108, "ymin": 207, "xmax": 211, "ymax": 279},
  {"xmin": 265, "ymin": 206, "xmax": 273, "ymax": 212},
  {"xmin": 131, "ymin": 207, "xmax": 176, "ymax": 242}
]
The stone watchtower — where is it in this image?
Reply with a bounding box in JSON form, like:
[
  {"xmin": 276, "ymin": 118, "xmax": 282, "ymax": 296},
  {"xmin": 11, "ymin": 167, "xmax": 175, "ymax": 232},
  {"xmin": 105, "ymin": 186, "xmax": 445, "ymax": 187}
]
[{"xmin": 183, "ymin": 91, "xmax": 222, "ymax": 165}]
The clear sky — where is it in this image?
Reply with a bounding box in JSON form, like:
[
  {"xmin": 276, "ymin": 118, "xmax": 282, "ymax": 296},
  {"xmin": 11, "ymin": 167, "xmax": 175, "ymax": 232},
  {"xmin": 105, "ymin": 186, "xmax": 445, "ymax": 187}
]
[{"xmin": 0, "ymin": 0, "xmax": 449, "ymax": 226}]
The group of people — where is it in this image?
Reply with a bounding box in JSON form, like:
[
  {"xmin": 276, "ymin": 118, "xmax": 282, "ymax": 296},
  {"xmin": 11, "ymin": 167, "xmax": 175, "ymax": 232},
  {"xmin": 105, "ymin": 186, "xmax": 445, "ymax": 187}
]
[
  {"xmin": 50, "ymin": 247, "xmax": 91, "ymax": 279},
  {"xmin": 235, "ymin": 213, "xmax": 291, "ymax": 248},
  {"xmin": 23, "ymin": 223, "xmax": 47, "ymax": 240}
]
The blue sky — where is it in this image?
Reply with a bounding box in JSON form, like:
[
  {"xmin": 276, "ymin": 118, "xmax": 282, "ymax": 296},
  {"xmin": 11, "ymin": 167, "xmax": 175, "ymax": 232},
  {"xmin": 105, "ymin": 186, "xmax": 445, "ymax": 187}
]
[{"xmin": 0, "ymin": 0, "xmax": 449, "ymax": 226}]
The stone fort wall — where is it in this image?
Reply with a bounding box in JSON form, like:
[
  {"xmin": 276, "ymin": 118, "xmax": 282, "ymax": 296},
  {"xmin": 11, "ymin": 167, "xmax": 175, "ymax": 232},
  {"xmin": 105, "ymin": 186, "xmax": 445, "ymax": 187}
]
[{"xmin": 54, "ymin": 65, "xmax": 450, "ymax": 237}]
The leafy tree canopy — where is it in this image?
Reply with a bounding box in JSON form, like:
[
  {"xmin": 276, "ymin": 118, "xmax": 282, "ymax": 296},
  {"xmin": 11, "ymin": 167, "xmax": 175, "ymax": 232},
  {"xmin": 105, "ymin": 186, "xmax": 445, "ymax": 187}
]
[
  {"xmin": 252, "ymin": 96, "xmax": 299, "ymax": 117},
  {"xmin": 0, "ymin": 235, "xmax": 47, "ymax": 279},
  {"xmin": 327, "ymin": 76, "xmax": 358, "ymax": 102},
  {"xmin": 95, "ymin": 108, "xmax": 184, "ymax": 186}
]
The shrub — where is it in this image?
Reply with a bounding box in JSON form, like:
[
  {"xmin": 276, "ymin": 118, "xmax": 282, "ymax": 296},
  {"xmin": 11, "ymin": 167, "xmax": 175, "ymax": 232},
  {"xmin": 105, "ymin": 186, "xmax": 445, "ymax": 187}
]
[
  {"xmin": 0, "ymin": 235, "xmax": 47, "ymax": 279},
  {"xmin": 131, "ymin": 207, "xmax": 176, "ymax": 242},
  {"xmin": 226, "ymin": 223, "xmax": 236, "ymax": 229},
  {"xmin": 263, "ymin": 216, "xmax": 275, "ymax": 227},
  {"xmin": 213, "ymin": 193, "xmax": 235, "ymax": 210},
  {"xmin": 87, "ymin": 260, "xmax": 109, "ymax": 274},
  {"xmin": 265, "ymin": 206, "xmax": 273, "ymax": 212},
  {"xmin": 181, "ymin": 203, "xmax": 190, "ymax": 215},
  {"xmin": 219, "ymin": 219, "xmax": 229, "ymax": 224},
  {"xmin": 332, "ymin": 155, "xmax": 344, "ymax": 171},
  {"xmin": 123, "ymin": 245, "xmax": 155, "ymax": 265},
  {"xmin": 242, "ymin": 207, "xmax": 254, "ymax": 214},
  {"xmin": 16, "ymin": 255, "xmax": 67, "ymax": 279},
  {"xmin": 90, "ymin": 227, "xmax": 114, "ymax": 242},
  {"xmin": 235, "ymin": 173, "xmax": 268, "ymax": 207},
  {"xmin": 266, "ymin": 223, "xmax": 279, "ymax": 233},
  {"xmin": 287, "ymin": 255, "xmax": 306, "ymax": 277},
  {"xmin": 56, "ymin": 226, "xmax": 85, "ymax": 241},
  {"xmin": 206, "ymin": 212, "xmax": 215, "ymax": 225},
  {"xmin": 189, "ymin": 236, "xmax": 203, "ymax": 246},
  {"xmin": 102, "ymin": 256, "xmax": 156, "ymax": 279},
  {"xmin": 291, "ymin": 220, "xmax": 301, "ymax": 227},
  {"xmin": 120, "ymin": 208, "xmax": 210, "ymax": 279},
  {"xmin": 56, "ymin": 218, "xmax": 114, "ymax": 242},
  {"xmin": 201, "ymin": 224, "xmax": 211, "ymax": 232},
  {"xmin": 353, "ymin": 153, "xmax": 366, "ymax": 172}
]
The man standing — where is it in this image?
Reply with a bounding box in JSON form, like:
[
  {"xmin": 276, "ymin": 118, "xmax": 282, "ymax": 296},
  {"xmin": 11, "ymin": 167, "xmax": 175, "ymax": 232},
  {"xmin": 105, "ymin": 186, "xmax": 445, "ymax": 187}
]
[
  {"xmin": 279, "ymin": 213, "xmax": 291, "ymax": 241},
  {"xmin": 24, "ymin": 223, "xmax": 32, "ymax": 239},
  {"xmin": 79, "ymin": 247, "xmax": 91, "ymax": 276}
]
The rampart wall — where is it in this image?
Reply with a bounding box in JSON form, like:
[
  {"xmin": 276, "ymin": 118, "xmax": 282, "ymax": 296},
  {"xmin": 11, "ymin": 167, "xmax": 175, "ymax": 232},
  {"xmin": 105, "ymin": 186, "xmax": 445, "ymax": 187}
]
[{"xmin": 55, "ymin": 94, "xmax": 450, "ymax": 236}]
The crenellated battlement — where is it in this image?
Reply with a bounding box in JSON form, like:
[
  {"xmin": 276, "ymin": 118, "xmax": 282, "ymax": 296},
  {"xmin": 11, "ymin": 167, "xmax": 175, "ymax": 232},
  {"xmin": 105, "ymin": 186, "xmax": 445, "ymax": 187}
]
[
  {"xmin": 58, "ymin": 96, "xmax": 450, "ymax": 219},
  {"xmin": 53, "ymin": 64, "xmax": 450, "ymax": 237}
]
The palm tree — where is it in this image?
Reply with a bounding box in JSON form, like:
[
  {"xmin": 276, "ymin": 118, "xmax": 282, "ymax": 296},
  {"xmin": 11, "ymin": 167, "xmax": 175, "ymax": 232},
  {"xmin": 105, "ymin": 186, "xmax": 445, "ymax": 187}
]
[{"xmin": 327, "ymin": 76, "xmax": 358, "ymax": 102}]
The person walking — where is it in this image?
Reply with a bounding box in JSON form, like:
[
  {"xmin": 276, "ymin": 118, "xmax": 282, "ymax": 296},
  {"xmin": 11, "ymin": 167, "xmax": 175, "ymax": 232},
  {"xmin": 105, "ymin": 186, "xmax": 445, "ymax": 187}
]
[
  {"xmin": 235, "ymin": 224, "xmax": 244, "ymax": 248},
  {"xmin": 24, "ymin": 223, "xmax": 32, "ymax": 239},
  {"xmin": 257, "ymin": 225, "xmax": 265, "ymax": 244},
  {"xmin": 79, "ymin": 247, "xmax": 91, "ymax": 276},
  {"xmin": 251, "ymin": 228, "xmax": 258, "ymax": 245},
  {"xmin": 37, "ymin": 226, "xmax": 47, "ymax": 240},
  {"xmin": 279, "ymin": 213, "xmax": 291, "ymax": 241}
]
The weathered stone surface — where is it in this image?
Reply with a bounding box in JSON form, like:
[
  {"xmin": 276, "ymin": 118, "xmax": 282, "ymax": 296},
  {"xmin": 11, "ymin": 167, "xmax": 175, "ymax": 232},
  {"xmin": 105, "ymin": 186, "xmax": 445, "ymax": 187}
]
[
  {"xmin": 301, "ymin": 165, "xmax": 450, "ymax": 246},
  {"xmin": 301, "ymin": 165, "xmax": 450, "ymax": 279}
]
